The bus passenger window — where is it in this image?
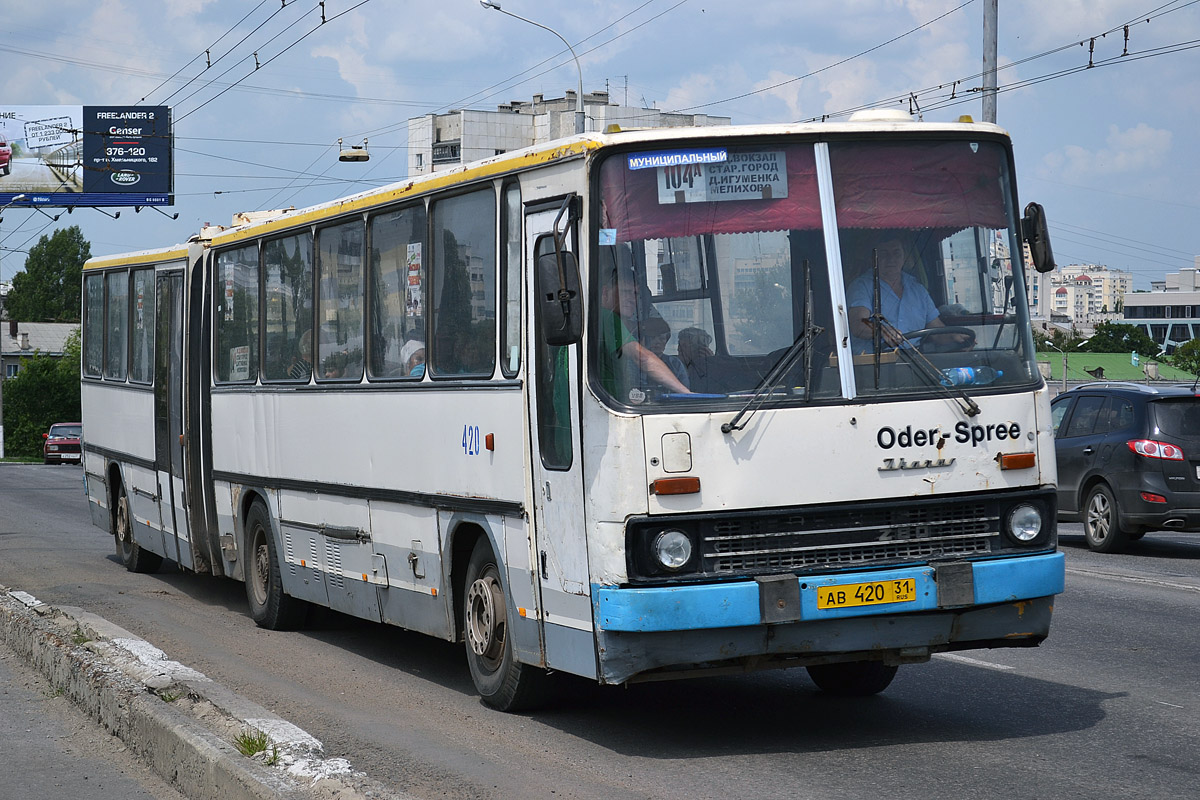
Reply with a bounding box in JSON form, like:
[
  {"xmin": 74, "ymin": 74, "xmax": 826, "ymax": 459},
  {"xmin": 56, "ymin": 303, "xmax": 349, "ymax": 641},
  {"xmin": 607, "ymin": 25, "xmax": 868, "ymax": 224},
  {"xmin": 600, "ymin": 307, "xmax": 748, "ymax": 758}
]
[
  {"xmin": 215, "ymin": 245, "xmax": 259, "ymax": 383},
  {"xmin": 129, "ymin": 268, "xmax": 156, "ymax": 384},
  {"xmin": 317, "ymin": 221, "xmax": 365, "ymax": 382},
  {"xmin": 368, "ymin": 204, "xmax": 427, "ymax": 379},
  {"xmin": 501, "ymin": 183, "xmax": 521, "ymax": 377},
  {"xmin": 262, "ymin": 232, "xmax": 313, "ymax": 382},
  {"xmin": 83, "ymin": 274, "xmax": 104, "ymax": 378},
  {"xmin": 105, "ymin": 270, "xmax": 129, "ymax": 380},
  {"xmin": 431, "ymin": 189, "xmax": 496, "ymax": 377}
]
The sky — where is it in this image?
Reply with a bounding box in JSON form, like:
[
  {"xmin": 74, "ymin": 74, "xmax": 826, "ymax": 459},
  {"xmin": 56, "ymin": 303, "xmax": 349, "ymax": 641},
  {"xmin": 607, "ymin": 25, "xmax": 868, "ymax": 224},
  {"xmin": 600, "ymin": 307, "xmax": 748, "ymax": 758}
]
[{"xmin": 1, "ymin": 0, "xmax": 1198, "ymax": 290}]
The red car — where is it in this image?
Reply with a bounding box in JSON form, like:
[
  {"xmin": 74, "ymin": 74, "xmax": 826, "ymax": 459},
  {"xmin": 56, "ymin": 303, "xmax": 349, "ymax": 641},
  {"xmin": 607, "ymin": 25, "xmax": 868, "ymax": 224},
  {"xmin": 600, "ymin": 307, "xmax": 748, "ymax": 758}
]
[
  {"xmin": 43, "ymin": 423, "xmax": 82, "ymax": 464},
  {"xmin": 0, "ymin": 138, "xmax": 11, "ymax": 175}
]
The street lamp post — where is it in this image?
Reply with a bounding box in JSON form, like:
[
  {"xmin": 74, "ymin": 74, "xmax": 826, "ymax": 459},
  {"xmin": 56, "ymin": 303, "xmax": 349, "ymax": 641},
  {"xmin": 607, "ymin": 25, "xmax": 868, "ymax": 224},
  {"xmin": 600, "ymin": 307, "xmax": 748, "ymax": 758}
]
[
  {"xmin": 0, "ymin": 193, "xmax": 29, "ymax": 458},
  {"xmin": 480, "ymin": 1, "xmax": 585, "ymax": 135},
  {"xmin": 1046, "ymin": 342, "xmax": 1068, "ymax": 394}
]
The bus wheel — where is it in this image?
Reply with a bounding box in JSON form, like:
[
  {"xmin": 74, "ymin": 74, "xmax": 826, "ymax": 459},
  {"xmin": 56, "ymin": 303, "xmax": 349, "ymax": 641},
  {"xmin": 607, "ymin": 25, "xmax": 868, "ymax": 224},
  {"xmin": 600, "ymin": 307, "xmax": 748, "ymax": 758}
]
[
  {"xmin": 463, "ymin": 539, "xmax": 541, "ymax": 711},
  {"xmin": 114, "ymin": 482, "xmax": 162, "ymax": 574},
  {"xmin": 244, "ymin": 502, "xmax": 306, "ymax": 630},
  {"xmin": 806, "ymin": 661, "xmax": 898, "ymax": 696}
]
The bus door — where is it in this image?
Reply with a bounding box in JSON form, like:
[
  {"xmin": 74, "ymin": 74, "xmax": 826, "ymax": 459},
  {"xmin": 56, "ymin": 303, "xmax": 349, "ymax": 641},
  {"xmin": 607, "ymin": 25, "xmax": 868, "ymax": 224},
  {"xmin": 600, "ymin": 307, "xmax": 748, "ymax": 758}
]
[
  {"xmin": 154, "ymin": 270, "xmax": 193, "ymax": 569},
  {"xmin": 525, "ymin": 200, "xmax": 594, "ymax": 677}
]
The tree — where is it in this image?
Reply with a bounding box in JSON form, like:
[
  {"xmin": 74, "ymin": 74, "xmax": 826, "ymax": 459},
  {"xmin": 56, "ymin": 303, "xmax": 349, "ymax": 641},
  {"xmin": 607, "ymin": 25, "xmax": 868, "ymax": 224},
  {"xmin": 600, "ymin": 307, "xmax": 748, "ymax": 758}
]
[
  {"xmin": 5, "ymin": 226, "xmax": 91, "ymax": 322},
  {"xmin": 1076, "ymin": 322, "xmax": 1160, "ymax": 358},
  {"xmin": 1172, "ymin": 338, "xmax": 1200, "ymax": 376},
  {"xmin": 1, "ymin": 329, "xmax": 81, "ymax": 459}
]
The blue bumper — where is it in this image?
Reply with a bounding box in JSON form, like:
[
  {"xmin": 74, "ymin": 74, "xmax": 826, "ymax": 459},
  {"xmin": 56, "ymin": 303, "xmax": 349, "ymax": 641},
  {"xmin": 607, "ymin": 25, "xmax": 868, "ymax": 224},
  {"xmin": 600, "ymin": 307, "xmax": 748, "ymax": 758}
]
[{"xmin": 594, "ymin": 551, "xmax": 1065, "ymax": 633}]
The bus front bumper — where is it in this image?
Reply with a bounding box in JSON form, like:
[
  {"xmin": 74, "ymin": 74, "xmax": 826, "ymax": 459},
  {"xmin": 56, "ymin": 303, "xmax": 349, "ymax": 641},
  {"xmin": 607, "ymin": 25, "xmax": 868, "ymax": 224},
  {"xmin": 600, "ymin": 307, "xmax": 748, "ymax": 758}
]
[{"xmin": 591, "ymin": 551, "xmax": 1064, "ymax": 684}]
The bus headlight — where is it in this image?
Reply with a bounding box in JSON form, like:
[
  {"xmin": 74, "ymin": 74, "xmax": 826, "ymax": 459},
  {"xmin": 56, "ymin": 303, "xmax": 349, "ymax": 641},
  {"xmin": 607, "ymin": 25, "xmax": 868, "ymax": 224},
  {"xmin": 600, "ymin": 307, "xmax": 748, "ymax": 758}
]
[
  {"xmin": 1007, "ymin": 504, "xmax": 1043, "ymax": 542},
  {"xmin": 652, "ymin": 529, "xmax": 693, "ymax": 570}
]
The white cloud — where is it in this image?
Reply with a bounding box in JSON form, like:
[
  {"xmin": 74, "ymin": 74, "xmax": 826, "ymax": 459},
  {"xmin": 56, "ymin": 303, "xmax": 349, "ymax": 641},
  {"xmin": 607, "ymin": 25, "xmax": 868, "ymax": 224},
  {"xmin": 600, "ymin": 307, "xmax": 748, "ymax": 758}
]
[{"xmin": 1040, "ymin": 122, "xmax": 1172, "ymax": 181}]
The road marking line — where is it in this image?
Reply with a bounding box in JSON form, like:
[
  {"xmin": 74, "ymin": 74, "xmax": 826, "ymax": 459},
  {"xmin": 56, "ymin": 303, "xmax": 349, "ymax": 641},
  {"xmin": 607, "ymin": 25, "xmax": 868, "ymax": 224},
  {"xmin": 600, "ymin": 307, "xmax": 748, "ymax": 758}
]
[
  {"xmin": 1066, "ymin": 566, "xmax": 1200, "ymax": 594},
  {"xmin": 934, "ymin": 652, "xmax": 1015, "ymax": 671}
]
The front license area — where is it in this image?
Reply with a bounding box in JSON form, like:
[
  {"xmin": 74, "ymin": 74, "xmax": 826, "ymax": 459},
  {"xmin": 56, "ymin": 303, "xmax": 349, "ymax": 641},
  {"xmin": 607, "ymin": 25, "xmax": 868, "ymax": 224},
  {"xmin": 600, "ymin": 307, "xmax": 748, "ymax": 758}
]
[{"xmin": 818, "ymin": 578, "xmax": 916, "ymax": 609}]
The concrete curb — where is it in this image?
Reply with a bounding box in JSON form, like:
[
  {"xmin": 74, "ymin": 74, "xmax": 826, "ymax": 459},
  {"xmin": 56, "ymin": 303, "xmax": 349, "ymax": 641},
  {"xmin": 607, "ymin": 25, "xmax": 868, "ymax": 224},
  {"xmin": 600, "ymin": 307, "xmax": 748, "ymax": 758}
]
[{"xmin": 1, "ymin": 588, "xmax": 408, "ymax": 800}]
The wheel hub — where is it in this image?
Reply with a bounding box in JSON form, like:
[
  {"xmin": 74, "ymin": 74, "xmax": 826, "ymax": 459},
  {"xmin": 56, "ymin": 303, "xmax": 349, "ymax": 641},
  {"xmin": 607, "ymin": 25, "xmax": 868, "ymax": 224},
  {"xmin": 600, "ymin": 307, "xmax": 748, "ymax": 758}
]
[{"xmin": 466, "ymin": 575, "xmax": 505, "ymax": 662}]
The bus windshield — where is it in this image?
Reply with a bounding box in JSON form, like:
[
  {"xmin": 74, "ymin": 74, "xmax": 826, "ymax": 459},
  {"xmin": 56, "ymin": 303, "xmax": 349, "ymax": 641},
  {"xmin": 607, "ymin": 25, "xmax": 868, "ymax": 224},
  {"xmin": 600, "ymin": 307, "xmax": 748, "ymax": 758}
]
[{"xmin": 593, "ymin": 138, "xmax": 1039, "ymax": 409}]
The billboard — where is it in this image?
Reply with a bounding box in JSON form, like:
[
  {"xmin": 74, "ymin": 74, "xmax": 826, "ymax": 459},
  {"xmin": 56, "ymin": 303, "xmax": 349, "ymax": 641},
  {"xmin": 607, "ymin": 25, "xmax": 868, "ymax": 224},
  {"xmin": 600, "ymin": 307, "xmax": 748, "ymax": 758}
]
[{"xmin": 0, "ymin": 105, "xmax": 172, "ymax": 207}]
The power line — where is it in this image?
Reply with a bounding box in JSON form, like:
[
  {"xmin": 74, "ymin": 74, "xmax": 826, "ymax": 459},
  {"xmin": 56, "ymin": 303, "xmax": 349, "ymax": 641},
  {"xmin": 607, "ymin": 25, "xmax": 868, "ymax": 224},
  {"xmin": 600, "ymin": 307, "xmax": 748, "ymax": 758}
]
[{"xmin": 140, "ymin": 0, "xmax": 274, "ymax": 105}]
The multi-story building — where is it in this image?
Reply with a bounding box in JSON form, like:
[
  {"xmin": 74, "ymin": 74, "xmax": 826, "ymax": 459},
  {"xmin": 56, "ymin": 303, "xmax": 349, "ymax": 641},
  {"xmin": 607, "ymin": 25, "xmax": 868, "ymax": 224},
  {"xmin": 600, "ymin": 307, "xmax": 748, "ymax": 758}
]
[
  {"xmin": 1027, "ymin": 263, "xmax": 1131, "ymax": 333},
  {"xmin": 1122, "ymin": 260, "xmax": 1200, "ymax": 353},
  {"xmin": 407, "ymin": 91, "xmax": 730, "ymax": 176}
]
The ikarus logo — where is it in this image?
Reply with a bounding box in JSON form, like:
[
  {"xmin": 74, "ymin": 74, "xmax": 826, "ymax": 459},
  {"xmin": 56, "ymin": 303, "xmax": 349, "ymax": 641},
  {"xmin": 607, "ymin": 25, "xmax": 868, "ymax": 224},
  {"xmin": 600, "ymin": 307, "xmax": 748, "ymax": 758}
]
[{"xmin": 111, "ymin": 171, "xmax": 140, "ymax": 186}]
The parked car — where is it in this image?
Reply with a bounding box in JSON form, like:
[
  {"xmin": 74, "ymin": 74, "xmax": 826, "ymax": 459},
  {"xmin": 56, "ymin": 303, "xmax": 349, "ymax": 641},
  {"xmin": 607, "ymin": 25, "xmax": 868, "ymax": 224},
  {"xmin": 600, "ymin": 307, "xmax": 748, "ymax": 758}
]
[
  {"xmin": 43, "ymin": 423, "xmax": 82, "ymax": 465},
  {"xmin": 0, "ymin": 138, "xmax": 11, "ymax": 175},
  {"xmin": 1051, "ymin": 382, "xmax": 1200, "ymax": 552}
]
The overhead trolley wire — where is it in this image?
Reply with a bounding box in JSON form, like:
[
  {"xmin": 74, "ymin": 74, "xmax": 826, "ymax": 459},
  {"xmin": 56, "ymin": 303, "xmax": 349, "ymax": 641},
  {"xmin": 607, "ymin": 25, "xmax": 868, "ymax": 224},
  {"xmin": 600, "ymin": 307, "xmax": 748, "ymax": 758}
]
[{"xmin": 140, "ymin": 0, "xmax": 274, "ymax": 105}]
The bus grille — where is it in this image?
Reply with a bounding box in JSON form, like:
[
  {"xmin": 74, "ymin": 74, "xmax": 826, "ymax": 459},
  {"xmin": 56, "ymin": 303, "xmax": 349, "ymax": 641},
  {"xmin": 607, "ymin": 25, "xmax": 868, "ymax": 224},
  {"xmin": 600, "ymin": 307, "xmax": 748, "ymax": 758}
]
[{"xmin": 701, "ymin": 501, "xmax": 994, "ymax": 575}]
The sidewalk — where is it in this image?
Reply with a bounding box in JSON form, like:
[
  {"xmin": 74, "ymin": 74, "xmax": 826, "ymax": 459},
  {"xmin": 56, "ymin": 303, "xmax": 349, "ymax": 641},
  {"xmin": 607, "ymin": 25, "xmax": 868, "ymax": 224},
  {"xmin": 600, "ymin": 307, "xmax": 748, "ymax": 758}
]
[{"xmin": 0, "ymin": 587, "xmax": 408, "ymax": 800}]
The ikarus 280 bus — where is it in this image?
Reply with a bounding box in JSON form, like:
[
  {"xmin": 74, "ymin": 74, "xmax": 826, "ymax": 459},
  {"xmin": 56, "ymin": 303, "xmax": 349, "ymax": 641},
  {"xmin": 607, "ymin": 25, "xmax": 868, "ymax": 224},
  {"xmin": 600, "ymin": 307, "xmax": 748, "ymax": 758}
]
[{"xmin": 81, "ymin": 112, "xmax": 1064, "ymax": 710}]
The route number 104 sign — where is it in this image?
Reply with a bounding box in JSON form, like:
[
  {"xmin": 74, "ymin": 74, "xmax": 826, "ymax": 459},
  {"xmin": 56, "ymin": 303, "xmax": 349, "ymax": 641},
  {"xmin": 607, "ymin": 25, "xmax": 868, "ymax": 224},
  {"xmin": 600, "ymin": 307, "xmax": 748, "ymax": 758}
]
[{"xmin": 656, "ymin": 150, "xmax": 788, "ymax": 205}]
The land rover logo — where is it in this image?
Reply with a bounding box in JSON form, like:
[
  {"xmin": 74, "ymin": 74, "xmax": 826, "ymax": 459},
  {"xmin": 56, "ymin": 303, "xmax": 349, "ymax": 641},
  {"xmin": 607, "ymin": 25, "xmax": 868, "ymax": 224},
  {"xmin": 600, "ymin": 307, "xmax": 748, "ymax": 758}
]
[{"xmin": 111, "ymin": 171, "xmax": 140, "ymax": 186}]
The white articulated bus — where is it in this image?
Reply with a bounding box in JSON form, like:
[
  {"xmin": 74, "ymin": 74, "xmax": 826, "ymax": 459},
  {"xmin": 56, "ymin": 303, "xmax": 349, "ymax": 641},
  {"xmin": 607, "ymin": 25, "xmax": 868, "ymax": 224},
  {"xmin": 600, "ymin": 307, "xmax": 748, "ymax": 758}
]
[{"xmin": 82, "ymin": 115, "xmax": 1065, "ymax": 710}]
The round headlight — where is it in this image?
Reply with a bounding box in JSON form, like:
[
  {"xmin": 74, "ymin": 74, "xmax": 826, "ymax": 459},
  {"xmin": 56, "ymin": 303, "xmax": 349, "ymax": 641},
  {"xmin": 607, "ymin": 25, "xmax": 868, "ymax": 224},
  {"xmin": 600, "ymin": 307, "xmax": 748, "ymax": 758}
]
[
  {"xmin": 653, "ymin": 529, "xmax": 693, "ymax": 570},
  {"xmin": 1008, "ymin": 504, "xmax": 1043, "ymax": 542}
]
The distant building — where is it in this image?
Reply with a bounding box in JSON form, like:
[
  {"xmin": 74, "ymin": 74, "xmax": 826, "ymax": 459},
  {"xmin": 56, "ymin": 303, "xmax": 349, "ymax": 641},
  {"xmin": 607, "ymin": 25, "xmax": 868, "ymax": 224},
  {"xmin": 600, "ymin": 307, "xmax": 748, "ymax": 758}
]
[
  {"xmin": 1, "ymin": 320, "xmax": 76, "ymax": 378},
  {"xmin": 1122, "ymin": 261, "xmax": 1200, "ymax": 353},
  {"xmin": 407, "ymin": 90, "xmax": 731, "ymax": 176},
  {"xmin": 1026, "ymin": 263, "xmax": 1131, "ymax": 333}
]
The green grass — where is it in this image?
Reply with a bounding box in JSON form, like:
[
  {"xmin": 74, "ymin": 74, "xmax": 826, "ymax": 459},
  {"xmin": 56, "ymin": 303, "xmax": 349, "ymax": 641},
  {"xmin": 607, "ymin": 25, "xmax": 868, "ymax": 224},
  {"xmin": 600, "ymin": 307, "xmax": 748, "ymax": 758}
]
[
  {"xmin": 233, "ymin": 729, "xmax": 272, "ymax": 758},
  {"xmin": 1036, "ymin": 352, "xmax": 1197, "ymax": 383}
]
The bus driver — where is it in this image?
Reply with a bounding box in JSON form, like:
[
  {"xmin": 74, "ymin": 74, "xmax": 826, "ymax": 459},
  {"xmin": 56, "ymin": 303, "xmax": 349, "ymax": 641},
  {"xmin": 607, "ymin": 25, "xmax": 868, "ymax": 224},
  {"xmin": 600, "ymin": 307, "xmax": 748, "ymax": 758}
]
[{"xmin": 847, "ymin": 236, "xmax": 970, "ymax": 353}]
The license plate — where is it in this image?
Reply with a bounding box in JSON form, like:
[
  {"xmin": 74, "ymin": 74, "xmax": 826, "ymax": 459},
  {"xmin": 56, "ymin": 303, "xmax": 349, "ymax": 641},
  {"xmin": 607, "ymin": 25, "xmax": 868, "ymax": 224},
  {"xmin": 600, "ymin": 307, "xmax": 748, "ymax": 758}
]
[
  {"xmin": 817, "ymin": 578, "xmax": 916, "ymax": 610},
  {"xmin": 63, "ymin": 453, "xmax": 81, "ymax": 460}
]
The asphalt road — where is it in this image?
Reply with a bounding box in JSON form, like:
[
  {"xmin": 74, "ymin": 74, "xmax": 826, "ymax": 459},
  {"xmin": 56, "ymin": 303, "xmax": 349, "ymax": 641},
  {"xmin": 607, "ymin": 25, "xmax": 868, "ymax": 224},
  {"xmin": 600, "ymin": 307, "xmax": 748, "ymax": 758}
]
[{"xmin": 2, "ymin": 463, "xmax": 1199, "ymax": 800}]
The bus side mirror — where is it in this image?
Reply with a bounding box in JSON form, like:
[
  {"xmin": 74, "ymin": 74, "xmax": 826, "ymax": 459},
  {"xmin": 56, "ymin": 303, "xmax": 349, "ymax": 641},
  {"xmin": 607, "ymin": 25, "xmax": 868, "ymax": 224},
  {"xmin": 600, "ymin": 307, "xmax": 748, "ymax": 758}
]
[
  {"xmin": 537, "ymin": 249, "xmax": 583, "ymax": 346},
  {"xmin": 1022, "ymin": 202, "xmax": 1056, "ymax": 273}
]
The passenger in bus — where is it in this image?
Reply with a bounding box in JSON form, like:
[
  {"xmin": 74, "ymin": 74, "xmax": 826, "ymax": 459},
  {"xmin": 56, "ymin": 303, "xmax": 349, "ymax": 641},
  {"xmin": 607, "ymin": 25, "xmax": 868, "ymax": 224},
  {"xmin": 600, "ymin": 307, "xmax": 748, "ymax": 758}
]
[
  {"xmin": 676, "ymin": 327, "xmax": 714, "ymax": 380},
  {"xmin": 846, "ymin": 237, "xmax": 970, "ymax": 353},
  {"xmin": 400, "ymin": 339, "xmax": 426, "ymax": 378},
  {"xmin": 639, "ymin": 316, "xmax": 690, "ymax": 389},
  {"xmin": 322, "ymin": 350, "xmax": 348, "ymax": 379},
  {"xmin": 288, "ymin": 330, "xmax": 313, "ymax": 380},
  {"xmin": 598, "ymin": 261, "xmax": 691, "ymax": 397}
]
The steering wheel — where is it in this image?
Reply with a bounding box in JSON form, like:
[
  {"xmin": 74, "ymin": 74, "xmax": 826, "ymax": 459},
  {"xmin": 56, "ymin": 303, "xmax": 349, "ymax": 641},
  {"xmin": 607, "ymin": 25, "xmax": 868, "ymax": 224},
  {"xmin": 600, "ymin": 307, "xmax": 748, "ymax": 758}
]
[{"xmin": 901, "ymin": 325, "xmax": 976, "ymax": 353}]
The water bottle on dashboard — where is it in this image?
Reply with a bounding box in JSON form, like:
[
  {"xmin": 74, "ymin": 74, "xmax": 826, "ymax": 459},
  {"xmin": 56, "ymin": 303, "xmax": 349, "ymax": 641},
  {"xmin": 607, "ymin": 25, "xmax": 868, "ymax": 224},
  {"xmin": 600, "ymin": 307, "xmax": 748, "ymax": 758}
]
[{"xmin": 940, "ymin": 366, "xmax": 1000, "ymax": 387}]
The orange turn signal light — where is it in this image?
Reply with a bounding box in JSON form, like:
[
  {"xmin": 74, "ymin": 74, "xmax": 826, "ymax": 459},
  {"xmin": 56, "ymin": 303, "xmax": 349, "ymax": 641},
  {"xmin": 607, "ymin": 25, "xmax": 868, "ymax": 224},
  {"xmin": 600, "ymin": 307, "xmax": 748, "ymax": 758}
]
[
  {"xmin": 998, "ymin": 452, "xmax": 1036, "ymax": 470},
  {"xmin": 651, "ymin": 477, "xmax": 701, "ymax": 495}
]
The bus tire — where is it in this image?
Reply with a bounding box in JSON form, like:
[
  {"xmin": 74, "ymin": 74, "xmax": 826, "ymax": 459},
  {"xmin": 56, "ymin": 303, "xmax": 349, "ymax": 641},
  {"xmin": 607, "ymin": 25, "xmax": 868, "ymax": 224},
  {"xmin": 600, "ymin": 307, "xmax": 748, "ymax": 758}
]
[
  {"xmin": 463, "ymin": 539, "xmax": 541, "ymax": 711},
  {"xmin": 1083, "ymin": 483, "xmax": 1129, "ymax": 554},
  {"xmin": 806, "ymin": 661, "xmax": 898, "ymax": 696},
  {"xmin": 244, "ymin": 501, "xmax": 306, "ymax": 630},
  {"xmin": 114, "ymin": 482, "xmax": 162, "ymax": 574}
]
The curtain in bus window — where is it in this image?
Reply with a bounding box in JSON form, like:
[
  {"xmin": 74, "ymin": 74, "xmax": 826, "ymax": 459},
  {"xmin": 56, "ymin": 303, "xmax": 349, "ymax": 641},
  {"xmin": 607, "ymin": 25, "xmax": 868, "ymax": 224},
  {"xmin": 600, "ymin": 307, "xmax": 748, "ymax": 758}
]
[
  {"xmin": 83, "ymin": 274, "xmax": 104, "ymax": 377},
  {"xmin": 369, "ymin": 204, "xmax": 427, "ymax": 379},
  {"xmin": 262, "ymin": 232, "xmax": 313, "ymax": 382},
  {"xmin": 317, "ymin": 221, "xmax": 365, "ymax": 381},
  {"xmin": 129, "ymin": 268, "xmax": 155, "ymax": 384},
  {"xmin": 828, "ymin": 141, "xmax": 1008, "ymax": 230},
  {"xmin": 600, "ymin": 144, "xmax": 822, "ymax": 242},
  {"xmin": 215, "ymin": 245, "xmax": 259, "ymax": 383},
  {"xmin": 431, "ymin": 189, "xmax": 496, "ymax": 377},
  {"xmin": 104, "ymin": 271, "xmax": 128, "ymax": 380}
]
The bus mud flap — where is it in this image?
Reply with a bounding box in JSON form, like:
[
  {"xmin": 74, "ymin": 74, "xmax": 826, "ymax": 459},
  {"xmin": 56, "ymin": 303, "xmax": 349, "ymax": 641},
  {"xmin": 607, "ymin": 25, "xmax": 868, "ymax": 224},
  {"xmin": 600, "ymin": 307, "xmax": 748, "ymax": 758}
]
[{"xmin": 756, "ymin": 575, "xmax": 802, "ymax": 624}]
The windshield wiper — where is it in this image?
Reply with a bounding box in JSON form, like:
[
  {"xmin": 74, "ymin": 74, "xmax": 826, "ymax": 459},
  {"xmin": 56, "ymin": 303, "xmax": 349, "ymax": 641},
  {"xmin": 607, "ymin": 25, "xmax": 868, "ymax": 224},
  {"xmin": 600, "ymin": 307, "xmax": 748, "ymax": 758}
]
[
  {"xmin": 723, "ymin": 260, "xmax": 821, "ymax": 434},
  {"xmin": 869, "ymin": 316, "xmax": 981, "ymax": 417}
]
